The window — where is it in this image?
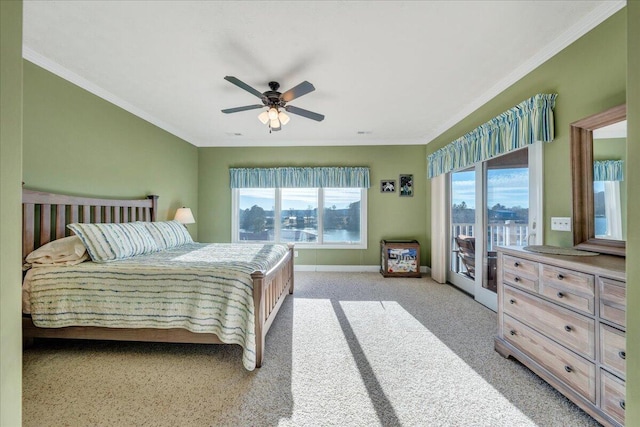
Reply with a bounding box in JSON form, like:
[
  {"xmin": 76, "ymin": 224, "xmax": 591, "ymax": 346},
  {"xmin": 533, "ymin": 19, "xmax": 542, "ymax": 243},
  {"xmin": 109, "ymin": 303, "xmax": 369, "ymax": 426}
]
[
  {"xmin": 232, "ymin": 187, "xmax": 367, "ymax": 248},
  {"xmin": 236, "ymin": 188, "xmax": 276, "ymax": 242},
  {"xmin": 594, "ymin": 180, "xmax": 623, "ymax": 240}
]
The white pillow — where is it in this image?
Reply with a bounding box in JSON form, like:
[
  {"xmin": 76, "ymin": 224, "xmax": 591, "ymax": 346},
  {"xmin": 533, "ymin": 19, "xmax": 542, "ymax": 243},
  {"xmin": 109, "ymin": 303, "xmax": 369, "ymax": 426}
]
[
  {"xmin": 140, "ymin": 220, "xmax": 193, "ymax": 250},
  {"xmin": 24, "ymin": 235, "xmax": 89, "ymax": 269},
  {"xmin": 67, "ymin": 222, "xmax": 159, "ymax": 262}
]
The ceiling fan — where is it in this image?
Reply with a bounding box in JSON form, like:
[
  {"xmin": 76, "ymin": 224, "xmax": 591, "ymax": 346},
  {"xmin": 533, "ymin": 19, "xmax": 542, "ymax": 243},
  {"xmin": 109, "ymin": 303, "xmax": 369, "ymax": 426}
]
[{"xmin": 221, "ymin": 76, "xmax": 325, "ymax": 132}]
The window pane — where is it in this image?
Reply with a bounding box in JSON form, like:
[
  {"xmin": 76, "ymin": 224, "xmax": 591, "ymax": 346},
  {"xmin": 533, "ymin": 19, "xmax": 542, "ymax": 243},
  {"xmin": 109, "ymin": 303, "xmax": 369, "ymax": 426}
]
[
  {"xmin": 485, "ymin": 149, "xmax": 529, "ymax": 293},
  {"xmin": 486, "ymin": 166, "xmax": 529, "ymax": 250},
  {"xmin": 238, "ymin": 188, "xmax": 275, "ymax": 241},
  {"xmin": 594, "ymin": 181, "xmax": 606, "ymax": 236},
  {"xmin": 323, "ymin": 188, "xmax": 361, "ymax": 243},
  {"xmin": 281, "ymin": 188, "xmax": 318, "ymax": 243},
  {"xmin": 594, "ymin": 181, "xmax": 623, "ymax": 239},
  {"xmin": 450, "ymin": 168, "xmax": 475, "ymax": 279}
]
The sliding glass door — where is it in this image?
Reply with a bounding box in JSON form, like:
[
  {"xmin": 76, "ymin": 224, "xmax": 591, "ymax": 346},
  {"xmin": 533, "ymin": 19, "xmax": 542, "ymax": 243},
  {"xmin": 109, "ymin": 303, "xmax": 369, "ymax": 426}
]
[
  {"xmin": 448, "ymin": 167, "xmax": 476, "ymax": 295},
  {"xmin": 447, "ymin": 145, "xmax": 542, "ymax": 311}
]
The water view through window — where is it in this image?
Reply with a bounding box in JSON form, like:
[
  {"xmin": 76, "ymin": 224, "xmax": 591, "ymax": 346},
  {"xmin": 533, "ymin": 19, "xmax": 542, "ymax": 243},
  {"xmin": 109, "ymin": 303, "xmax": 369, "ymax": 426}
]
[
  {"xmin": 237, "ymin": 187, "xmax": 362, "ymax": 244},
  {"xmin": 323, "ymin": 188, "xmax": 361, "ymax": 243}
]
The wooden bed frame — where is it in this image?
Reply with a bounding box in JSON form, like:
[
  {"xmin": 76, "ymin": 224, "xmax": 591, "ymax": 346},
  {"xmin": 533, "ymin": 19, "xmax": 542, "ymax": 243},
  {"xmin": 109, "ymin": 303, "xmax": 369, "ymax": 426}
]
[{"xmin": 22, "ymin": 188, "xmax": 294, "ymax": 368}]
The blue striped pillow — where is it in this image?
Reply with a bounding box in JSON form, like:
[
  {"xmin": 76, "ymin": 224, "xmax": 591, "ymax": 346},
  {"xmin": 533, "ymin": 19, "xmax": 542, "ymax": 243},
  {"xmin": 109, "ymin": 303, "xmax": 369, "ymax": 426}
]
[
  {"xmin": 67, "ymin": 222, "xmax": 159, "ymax": 262},
  {"xmin": 141, "ymin": 220, "xmax": 193, "ymax": 250}
]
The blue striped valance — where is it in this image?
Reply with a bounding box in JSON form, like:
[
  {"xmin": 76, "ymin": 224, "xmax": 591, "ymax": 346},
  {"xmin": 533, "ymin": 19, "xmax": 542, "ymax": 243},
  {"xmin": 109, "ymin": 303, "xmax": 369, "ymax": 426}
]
[
  {"xmin": 427, "ymin": 93, "xmax": 557, "ymax": 178},
  {"xmin": 594, "ymin": 160, "xmax": 623, "ymax": 181},
  {"xmin": 229, "ymin": 167, "xmax": 370, "ymax": 188}
]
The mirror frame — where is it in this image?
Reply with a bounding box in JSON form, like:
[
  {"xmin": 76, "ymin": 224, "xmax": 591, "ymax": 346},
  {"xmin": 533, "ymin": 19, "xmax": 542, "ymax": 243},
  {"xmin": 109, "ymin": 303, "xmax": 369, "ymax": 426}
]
[{"xmin": 570, "ymin": 104, "xmax": 626, "ymax": 257}]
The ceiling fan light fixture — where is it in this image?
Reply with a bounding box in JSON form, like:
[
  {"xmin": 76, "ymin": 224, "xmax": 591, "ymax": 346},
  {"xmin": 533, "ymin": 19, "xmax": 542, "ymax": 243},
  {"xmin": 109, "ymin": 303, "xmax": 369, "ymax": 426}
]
[
  {"xmin": 278, "ymin": 111, "xmax": 290, "ymax": 126},
  {"xmin": 222, "ymin": 77, "xmax": 324, "ymax": 132},
  {"xmin": 258, "ymin": 110, "xmax": 270, "ymax": 124}
]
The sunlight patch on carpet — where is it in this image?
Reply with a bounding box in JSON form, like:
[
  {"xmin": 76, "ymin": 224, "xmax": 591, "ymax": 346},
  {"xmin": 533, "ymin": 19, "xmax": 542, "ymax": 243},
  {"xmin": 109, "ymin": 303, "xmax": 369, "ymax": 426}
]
[{"xmin": 289, "ymin": 297, "xmax": 537, "ymax": 426}]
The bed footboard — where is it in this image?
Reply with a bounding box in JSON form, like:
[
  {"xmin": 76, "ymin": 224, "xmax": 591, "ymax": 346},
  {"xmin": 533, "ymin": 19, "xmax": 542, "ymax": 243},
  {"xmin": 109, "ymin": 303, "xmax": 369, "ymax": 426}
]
[{"xmin": 251, "ymin": 243, "xmax": 295, "ymax": 367}]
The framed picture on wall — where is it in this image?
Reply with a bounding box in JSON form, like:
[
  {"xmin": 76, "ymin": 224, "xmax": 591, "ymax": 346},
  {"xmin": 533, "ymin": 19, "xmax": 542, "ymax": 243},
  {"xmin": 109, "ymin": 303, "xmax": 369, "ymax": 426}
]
[
  {"xmin": 381, "ymin": 180, "xmax": 396, "ymax": 193},
  {"xmin": 399, "ymin": 174, "xmax": 413, "ymax": 197}
]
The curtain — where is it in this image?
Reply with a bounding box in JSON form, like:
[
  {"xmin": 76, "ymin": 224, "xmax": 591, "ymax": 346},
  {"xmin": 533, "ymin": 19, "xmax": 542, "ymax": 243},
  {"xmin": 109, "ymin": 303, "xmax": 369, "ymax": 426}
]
[
  {"xmin": 430, "ymin": 174, "xmax": 447, "ymax": 284},
  {"xmin": 427, "ymin": 93, "xmax": 557, "ymax": 178},
  {"xmin": 229, "ymin": 167, "xmax": 370, "ymax": 188},
  {"xmin": 594, "ymin": 160, "xmax": 624, "ymax": 181},
  {"xmin": 601, "ymin": 181, "xmax": 623, "ymax": 240}
]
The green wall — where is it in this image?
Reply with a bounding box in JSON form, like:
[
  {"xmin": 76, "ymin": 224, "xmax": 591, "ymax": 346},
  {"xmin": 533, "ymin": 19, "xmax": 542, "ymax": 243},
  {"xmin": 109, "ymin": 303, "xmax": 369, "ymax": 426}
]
[
  {"xmin": 198, "ymin": 145, "xmax": 427, "ymax": 266},
  {"xmin": 625, "ymin": 1, "xmax": 639, "ymax": 425},
  {"xmin": 425, "ymin": 9, "xmax": 626, "ymax": 265},
  {"xmin": 0, "ymin": 1, "xmax": 23, "ymax": 425},
  {"xmin": 22, "ymin": 62, "xmax": 200, "ymax": 237}
]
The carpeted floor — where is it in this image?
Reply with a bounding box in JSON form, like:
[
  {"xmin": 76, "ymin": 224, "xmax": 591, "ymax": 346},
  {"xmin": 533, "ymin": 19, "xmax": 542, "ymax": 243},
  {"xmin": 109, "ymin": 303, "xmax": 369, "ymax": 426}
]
[{"xmin": 22, "ymin": 272, "xmax": 598, "ymax": 426}]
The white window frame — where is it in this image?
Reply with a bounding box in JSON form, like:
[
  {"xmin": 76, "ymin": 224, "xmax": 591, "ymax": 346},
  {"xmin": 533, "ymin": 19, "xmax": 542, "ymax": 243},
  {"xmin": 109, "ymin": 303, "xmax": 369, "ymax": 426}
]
[{"xmin": 232, "ymin": 188, "xmax": 368, "ymax": 249}]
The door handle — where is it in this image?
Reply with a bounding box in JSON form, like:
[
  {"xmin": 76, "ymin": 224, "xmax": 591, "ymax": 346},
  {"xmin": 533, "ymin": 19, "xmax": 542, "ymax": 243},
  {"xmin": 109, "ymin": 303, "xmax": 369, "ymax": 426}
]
[{"xmin": 527, "ymin": 233, "xmax": 536, "ymax": 245}]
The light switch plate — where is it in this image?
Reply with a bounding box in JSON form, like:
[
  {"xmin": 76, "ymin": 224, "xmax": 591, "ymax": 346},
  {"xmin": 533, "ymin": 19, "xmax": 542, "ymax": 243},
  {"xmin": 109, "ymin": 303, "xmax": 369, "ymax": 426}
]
[{"xmin": 551, "ymin": 217, "xmax": 572, "ymax": 232}]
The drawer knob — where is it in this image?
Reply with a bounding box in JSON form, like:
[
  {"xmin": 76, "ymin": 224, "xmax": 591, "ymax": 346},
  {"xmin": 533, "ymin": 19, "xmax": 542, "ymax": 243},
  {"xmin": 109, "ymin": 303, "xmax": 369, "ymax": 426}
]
[
  {"xmin": 620, "ymin": 400, "xmax": 626, "ymax": 410},
  {"xmin": 557, "ymin": 291, "xmax": 564, "ymax": 298},
  {"xmin": 514, "ymin": 262, "xmax": 520, "ymax": 267},
  {"xmin": 619, "ymin": 351, "xmax": 626, "ymax": 360},
  {"xmin": 514, "ymin": 277, "xmax": 521, "ymax": 282},
  {"xmin": 509, "ymin": 299, "xmax": 516, "ymax": 305},
  {"xmin": 564, "ymin": 365, "xmax": 573, "ymax": 373},
  {"xmin": 509, "ymin": 330, "xmax": 516, "ymax": 336},
  {"xmin": 557, "ymin": 273, "xmax": 565, "ymax": 280},
  {"xmin": 564, "ymin": 325, "xmax": 572, "ymax": 332}
]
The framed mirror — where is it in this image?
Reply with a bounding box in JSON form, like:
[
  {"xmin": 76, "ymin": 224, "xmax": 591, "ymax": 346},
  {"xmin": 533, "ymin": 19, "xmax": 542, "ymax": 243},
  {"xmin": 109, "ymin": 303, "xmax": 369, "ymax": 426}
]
[{"xmin": 570, "ymin": 104, "xmax": 626, "ymax": 256}]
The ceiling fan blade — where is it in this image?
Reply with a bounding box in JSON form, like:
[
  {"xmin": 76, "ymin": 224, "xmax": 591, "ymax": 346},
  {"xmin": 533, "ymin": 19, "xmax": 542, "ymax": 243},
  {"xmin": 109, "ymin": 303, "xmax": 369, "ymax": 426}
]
[
  {"xmin": 285, "ymin": 105, "xmax": 325, "ymax": 122},
  {"xmin": 280, "ymin": 81, "xmax": 315, "ymax": 103},
  {"xmin": 221, "ymin": 104, "xmax": 264, "ymax": 114},
  {"xmin": 224, "ymin": 76, "xmax": 264, "ymax": 99}
]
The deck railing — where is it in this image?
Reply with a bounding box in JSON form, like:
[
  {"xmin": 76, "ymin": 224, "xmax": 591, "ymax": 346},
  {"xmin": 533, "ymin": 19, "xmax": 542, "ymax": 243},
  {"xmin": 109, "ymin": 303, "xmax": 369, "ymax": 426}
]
[{"xmin": 451, "ymin": 222, "xmax": 529, "ymax": 275}]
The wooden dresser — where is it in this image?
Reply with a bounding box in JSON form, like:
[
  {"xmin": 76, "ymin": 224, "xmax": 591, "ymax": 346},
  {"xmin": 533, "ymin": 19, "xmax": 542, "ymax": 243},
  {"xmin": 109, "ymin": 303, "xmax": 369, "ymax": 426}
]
[{"xmin": 495, "ymin": 246, "xmax": 626, "ymax": 427}]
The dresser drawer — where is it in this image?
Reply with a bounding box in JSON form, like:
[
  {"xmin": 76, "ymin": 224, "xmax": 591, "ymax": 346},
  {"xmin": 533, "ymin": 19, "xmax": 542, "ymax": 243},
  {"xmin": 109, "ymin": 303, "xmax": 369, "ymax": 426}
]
[
  {"xmin": 600, "ymin": 323, "xmax": 626, "ymax": 379},
  {"xmin": 504, "ymin": 314, "xmax": 596, "ymax": 402},
  {"xmin": 503, "ymin": 270, "xmax": 538, "ymax": 292},
  {"xmin": 540, "ymin": 265, "xmax": 594, "ymax": 314},
  {"xmin": 601, "ymin": 369, "xmax": 625, "ymax": 425},
  {"xmin": 600, "ymin": 278, "xmax": 626, "ymax": 328},
  {"xmin": 503, "ymin": 285, "xmax": 595, "ymax": 358},
  {"xmin": 503, "ymin": 255, "xmax": 538, "ymax": 278}
]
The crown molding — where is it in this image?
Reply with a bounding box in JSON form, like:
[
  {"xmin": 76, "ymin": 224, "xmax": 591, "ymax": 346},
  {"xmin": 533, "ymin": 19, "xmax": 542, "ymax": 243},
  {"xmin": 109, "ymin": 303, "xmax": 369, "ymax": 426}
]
[
  {"xmin": 423, "ymin": 0, "xmax": 627, "ymax": 145},
  {"xmin": 201, "ymin": 137, "xmax": 427, "ymax": 148},
  {"xmin": 22, "ymin": 47, "xmax": 204, "ymax": 146}
]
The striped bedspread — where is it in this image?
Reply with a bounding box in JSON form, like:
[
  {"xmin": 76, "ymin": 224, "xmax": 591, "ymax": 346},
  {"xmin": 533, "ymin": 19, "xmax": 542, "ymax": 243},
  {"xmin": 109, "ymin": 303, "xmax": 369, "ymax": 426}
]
[{"xmin": 23, "ymin": 243, "xmax": 290, "ymax": 370}]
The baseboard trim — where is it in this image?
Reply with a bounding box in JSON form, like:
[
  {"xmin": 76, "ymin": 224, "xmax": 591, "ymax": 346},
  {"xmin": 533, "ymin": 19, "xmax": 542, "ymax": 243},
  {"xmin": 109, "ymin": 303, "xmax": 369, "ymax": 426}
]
[{"xmin": 295, "ymin": 265, "xmax": 431, "ymax": 274}]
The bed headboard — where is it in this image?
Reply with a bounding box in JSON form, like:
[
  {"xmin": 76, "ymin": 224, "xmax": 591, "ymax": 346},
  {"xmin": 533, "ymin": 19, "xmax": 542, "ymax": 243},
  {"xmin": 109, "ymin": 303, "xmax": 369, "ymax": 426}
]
[{"xmin": 22, "ymin": 188, "xmax": 158, "ymax": 259}]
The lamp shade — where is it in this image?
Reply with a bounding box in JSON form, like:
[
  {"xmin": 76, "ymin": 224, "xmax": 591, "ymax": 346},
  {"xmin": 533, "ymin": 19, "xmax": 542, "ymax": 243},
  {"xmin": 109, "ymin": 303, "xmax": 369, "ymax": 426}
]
[
  {"xmin": 174, "ymin": 207, "xmax": 195, "ymax": 224},
  {"xmin": 278, "ymin": 111, "xmax": 290, "ymax": 125},
  {"xmin": 258, "ymin": 110, "xmax": 270, "ymax": 124}
]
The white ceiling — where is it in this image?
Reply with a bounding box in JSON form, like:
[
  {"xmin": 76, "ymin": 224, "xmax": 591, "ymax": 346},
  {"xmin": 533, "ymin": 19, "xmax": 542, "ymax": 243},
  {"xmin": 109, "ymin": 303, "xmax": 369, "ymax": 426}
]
[{"xmin": 22, "ymin": 1, "xmax": 625, "ymax": 148}]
